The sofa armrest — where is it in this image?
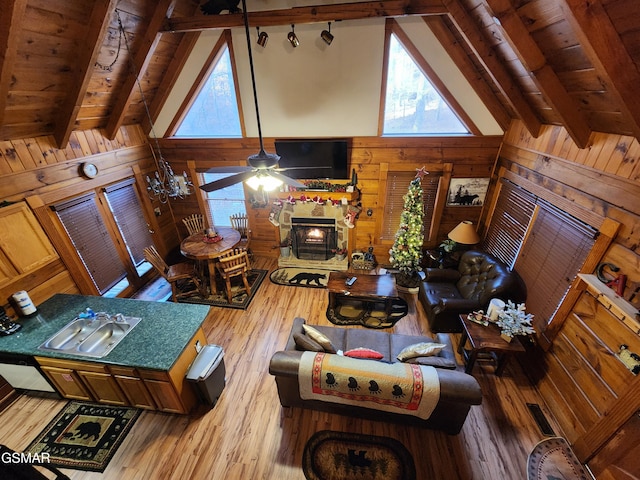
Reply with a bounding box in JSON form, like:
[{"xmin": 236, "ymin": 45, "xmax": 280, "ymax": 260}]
[
  {"xmin": 283, "ymin": 317, "xmax": 307, "ymax": 351},
  {"xmin": 269, "ymin": 350, "xmax": 304, "ymax": 376},
  {"xmin": 435, "ymin": 297, "xmax": 483, "ymax": 313},
  {"xmin": 436, "ymin": 369, "xmax": 483, "ymax": 405},
  {"xmin": 424, "ymin": 268, "xmax": 461, "ymax": 282}
]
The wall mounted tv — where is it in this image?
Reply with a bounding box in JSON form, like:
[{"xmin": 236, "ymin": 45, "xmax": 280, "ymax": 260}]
[{"xmin": 275, "ymin": 139, "xmax": 350, "ymax": 180}]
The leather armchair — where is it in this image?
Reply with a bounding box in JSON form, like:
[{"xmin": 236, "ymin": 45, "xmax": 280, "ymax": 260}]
[{"xmin": 418, "ymin": 250, "xmax": 526, "ymax": 333}]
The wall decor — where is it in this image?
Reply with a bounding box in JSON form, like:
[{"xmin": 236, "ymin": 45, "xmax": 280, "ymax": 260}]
[{"xmin": 446, "ymin": 178, "xmax": 490, "ymax": 206}]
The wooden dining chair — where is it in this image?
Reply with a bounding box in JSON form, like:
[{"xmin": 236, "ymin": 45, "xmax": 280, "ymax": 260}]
[
  {"xmin": 215, "ymin": 248, "xmax": 251, "ymax": 303},
  {"xmin": 183, "ymin": 213, "xmax": 205, "ymax": 236},
  {"xmin": 143, "ymin": 246, "xmax": 204, "ymax": 302},
  {"xmin": 230, "ymin": 212, "xmax": 252, "ymax": 258}
]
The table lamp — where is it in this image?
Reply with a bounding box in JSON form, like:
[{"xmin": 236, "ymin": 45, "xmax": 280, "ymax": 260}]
[{"xmin": 448, "ymin": 221, "xmax": 481, "ymax": 246}]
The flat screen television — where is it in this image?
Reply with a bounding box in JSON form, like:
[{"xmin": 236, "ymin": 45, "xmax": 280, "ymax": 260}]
[{"xmin": 274, "ymin": 139, "xmax": 350, "ymax": 179}]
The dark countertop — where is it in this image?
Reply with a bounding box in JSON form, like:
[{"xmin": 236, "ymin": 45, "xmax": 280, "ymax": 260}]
[{"xmin": 0, "ymin": 294, "xmax": 210, "ymax": 371}]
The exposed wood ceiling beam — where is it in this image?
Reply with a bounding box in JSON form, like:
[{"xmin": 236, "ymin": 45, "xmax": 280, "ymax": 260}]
[
  {"xmin": 0, "ymin": 0, "xmax": 28, "ymax": 133},
  {"xmin": 484, "ymin": 0, "xmax": 592, "ymax": 148},
  {"xmin": 163, "ymin": 0, "xmax": 448, "ymax": 33},
  {"xmin": 53, "ymin": 0, "xmax": 118, "ymax": 149},
  {"xmin": 560, "ymin": 0, "xmax": 640, "ymax": 142},
  {"xmin": 442, "ymin": 0, "xmax": 542, "ymax": 139},
  {"xmin": 423, "ymin": 15, "xmax": 511, "ymax": 131},
  {"xmin": 105, "ymin": 0, "xmax": 178, "ymax": 139}
]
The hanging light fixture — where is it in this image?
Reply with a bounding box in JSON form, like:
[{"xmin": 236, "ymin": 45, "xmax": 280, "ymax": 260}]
[
  {"xmin": 256, "ymin": 26, "xmax": 268, "ymax": 47},
  {"xmin": 196, "ymin": 0, "xmax": 308, "ymax": 194},
  {"xmin": 116, "ymin": 9, "xmax": 192, "ymax": 204},
  {"xmin": 288, "ymin": 24, "xmax": 300, "ymax": 47},
  {"xmin": 320, "ymin": 22, "xmax": 333, "ymax": 45},
  {"xmin": 239, "ymin": 0, "xmax": 283, "ymax": 191}
]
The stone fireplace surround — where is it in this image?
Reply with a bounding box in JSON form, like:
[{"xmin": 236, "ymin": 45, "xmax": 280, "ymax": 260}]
[{"xmin": 277, "ymin": 199, "xmax": 350, "ymax": 270}]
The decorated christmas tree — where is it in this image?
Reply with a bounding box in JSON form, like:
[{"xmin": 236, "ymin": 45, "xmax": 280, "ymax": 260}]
[{"xmin": 388, "ymin": 169, "xmax": 427, "ymax": 287}]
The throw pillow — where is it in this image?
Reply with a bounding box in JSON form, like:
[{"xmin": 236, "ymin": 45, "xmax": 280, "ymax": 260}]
[
  {"xmin": 397, "ymin": 342, "xmax": 447, "ymax": 362},
  {"xmin": 344, "ymin": 347, "xmax": 384, "ymax": 360},
  {"xmin": 302, "ymin": 324, "xmax": 337, "ymax": 353},
  {"xmin": 293, "ymin": 332, "xmax": 324, "ymax": 352}
]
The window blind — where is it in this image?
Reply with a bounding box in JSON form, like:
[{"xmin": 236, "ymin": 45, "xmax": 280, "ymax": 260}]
[
  {"xmin": 482, "ymin": 179, "xmax": 536, "ymax": 268},
  {"xmin": 53, "ymin": 193, "xmax": 127, "ymax": 294},
  {"xmin": 381, "ymin": 172, "xmax": 441, "ymax": 241},
  {"xmin": 514, "ymin": 199, "xmax": 597, "ymax": 332},
  {"xmin": 103, "ymin": 179, "xmax": 153, "ymax": 267}
]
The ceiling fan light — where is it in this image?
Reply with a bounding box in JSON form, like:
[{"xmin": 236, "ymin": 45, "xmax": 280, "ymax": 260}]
[{"xmin": 245, "ymin": 173, "xmax": 283, "ymax": 191}]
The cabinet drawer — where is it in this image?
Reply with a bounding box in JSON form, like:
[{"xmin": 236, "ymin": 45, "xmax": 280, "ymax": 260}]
[
  {"xmin": 109, "ymin": 366, "xmax": 139, "ymax": 377},
  {"xmin": 139, "ymin": 369, "xmax": 171, "ymax": 381},
  {"xmin": 35, "ymin": 357, "xmax": 109, "ymax": 373}
]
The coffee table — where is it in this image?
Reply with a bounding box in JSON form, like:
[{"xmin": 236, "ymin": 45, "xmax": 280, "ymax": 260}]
[
  {"xmin": 457, "ymin": 314, "xmax": 526, "ymax": 376},
  {"xmin": 327, "ymin": 272, "xmax": 398, "ymax": 327}
]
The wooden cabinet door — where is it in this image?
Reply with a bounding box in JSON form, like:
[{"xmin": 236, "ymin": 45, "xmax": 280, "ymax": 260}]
[
  {"xmin": 0, "ymin": 202, "xmax": 58, "ymax": 278},
  {"xmin": 39, "ymin": 366, "xmax": 92, "ymax": 401},
  {"xmin": 144, "ymin": 379, "xmax": 186, "ymax": 414},
  {"xmin": 114, "ymin": 375, "xmax": 156, "ymax": 410},
  {"xmin": 77, "ymin": 370, "xmax": 128, "ymax": 406}
]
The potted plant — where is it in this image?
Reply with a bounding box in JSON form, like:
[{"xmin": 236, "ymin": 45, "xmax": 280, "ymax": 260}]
[
  {"xmin": 496, "ymin": 300, "xmax": 535, "ymax": 342},
  {"xmin": 279, "ymin": 235, "xmax": 291, "ymax": 257},
  {"xmin": 332, "ymin": 247, "xmax": 347, "ymax": 260}
]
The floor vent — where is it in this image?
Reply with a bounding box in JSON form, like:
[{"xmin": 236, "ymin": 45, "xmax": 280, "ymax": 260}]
[{"xmin": 527, "ymin": 403, "xmax": 556, "ymax": 436}]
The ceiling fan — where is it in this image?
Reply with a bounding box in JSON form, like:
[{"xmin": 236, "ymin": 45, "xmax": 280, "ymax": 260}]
[{"xmin": 199, "ymin": 0, "xmax": 308, "ymax": 193}]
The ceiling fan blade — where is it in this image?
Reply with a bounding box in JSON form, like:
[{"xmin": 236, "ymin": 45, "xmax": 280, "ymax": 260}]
[
  {"xmin": 268, "ymin": 171, "xmax": 308, "ymax": 189},
  {"xmin": 274, "ymin": 166, "xmax": 331, "ymax": 172},
  {"xmin": 204, "ymin": 166, "xmax": 253, "ymax": 174},
  {"xmin": 199, "ymin": 171, "xmax": 255, "ymax": 192}
]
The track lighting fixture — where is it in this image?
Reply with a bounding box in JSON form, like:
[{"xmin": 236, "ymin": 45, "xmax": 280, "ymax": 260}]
[
  {"xmin": 256, "ymin": 26, "xmax": 268, "ymax": 47},
  {"xmin": 321, "ymin": 22, "xmax": 333, "ymax": 45},
  {"xmin": 287, "ymin": 24, "xmax": 300, "ymax": 47}
]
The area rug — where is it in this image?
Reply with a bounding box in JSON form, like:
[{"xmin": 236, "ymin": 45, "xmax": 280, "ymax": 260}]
[
  {"xmin": 326, "ymin": 297, "xmax": 409, "ymax": 329},
  {"xmin": 178, "ymin": 268, "xmax": 267, "ymax": 309},
  {"xmin": 302, "ymin": 430, "xmax": 416, "ymax": 480},
  {"xmin": 270, "ymin": 267, "xmax": 331, "ymax": 288},
  {"xmin": 527, "ymin": 437, "xmax": 591, "ymax": 480},
  {"xmin": 24, "ymin": 401, "xmax": 141, "ymax": 473}
]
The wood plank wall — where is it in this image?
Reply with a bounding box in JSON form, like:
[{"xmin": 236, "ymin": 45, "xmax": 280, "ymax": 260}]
[
  {"xmin": 159, "ymin": 135, "xmax": 502, "ymax": 261},
  {"xmin": 497, "ymin": 120, "xmax": 640, "ymax": 469},
  {"xmin": 0, "ymin": 125, "xmax": 156, "ymax": 312}
]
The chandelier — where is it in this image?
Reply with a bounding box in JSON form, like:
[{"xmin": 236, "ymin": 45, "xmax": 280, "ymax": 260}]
[{"xmin": 116, "ymin": 9, "xmax": 192, "ymax": 203}]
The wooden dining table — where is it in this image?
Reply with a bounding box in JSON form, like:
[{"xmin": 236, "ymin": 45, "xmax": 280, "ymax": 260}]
[{"xmin": 180, "ymin": 227, "xmax": 241, "ymax": 295}]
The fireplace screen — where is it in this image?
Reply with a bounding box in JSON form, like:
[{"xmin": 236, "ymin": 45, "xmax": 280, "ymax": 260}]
[{"xmin": 291, "ymin": 218, "xmax": 337, "ymax": 260}]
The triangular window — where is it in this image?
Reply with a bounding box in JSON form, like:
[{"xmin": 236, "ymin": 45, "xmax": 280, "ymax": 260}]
[
  {"xmin": 383, "ymin": 33, "xmax": 468, "ymax": 135},
  {"xmin": 175, "ymin": 44, "xmax": 242, "ymax": 138}
]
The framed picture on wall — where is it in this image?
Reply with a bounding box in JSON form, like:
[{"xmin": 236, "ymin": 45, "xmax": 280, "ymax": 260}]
[{"xmin": 446, "ymin": 178, "xmax": 490, "ymax": 206}]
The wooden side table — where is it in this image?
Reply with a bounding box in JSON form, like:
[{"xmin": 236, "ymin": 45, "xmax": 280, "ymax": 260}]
[{"xmin": 457, "ymin": 314, "xmax": 526, "ymax": 376}]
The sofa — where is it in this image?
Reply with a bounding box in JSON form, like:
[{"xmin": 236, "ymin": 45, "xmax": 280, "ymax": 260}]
[
  {"xmin": 418, "ymin": 250, "xmax": 526, "ymax": 333},
  {"xmin": 268, "ymin": 318, "xmax": 483, "ymax": 434}
]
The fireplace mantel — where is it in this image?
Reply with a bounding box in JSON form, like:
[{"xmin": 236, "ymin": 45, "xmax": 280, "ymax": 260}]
[{"xmin": 276, "ymin": 197, "xmax": 354, "ymax": 270}]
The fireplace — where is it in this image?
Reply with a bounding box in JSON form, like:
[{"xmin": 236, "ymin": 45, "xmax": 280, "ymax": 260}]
[{"xmin": 291, "ymin": 217, "xmax": 337, "ymax": 260}]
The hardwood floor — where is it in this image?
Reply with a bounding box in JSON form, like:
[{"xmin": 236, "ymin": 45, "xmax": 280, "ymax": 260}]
[{"xmin": 0, "ymin": 257, "xmax": 563, "ymax": 479}]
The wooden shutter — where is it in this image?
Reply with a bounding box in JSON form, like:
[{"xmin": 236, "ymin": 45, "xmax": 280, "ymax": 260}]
[
  {"xmin": 482, "ymin": 179, "xmax": 536, "ymax": 267},
  {"xmin": 103, "ymin": 180, "xmax": 153, "ymax": 266},
  {"xmin": 514, "ymin": 199, "xmax": 597, "ymax": 333},
  {"xmin": 53, "ymin": 193, "xmax": 127, "ymax": 294},
  {"xmin": 381, "ymin": 171, "xmax": 441, "ymax": 241}
]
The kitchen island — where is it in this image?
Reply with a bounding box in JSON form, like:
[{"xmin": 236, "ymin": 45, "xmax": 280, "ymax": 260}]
[{"xmin": 0, "ymin": 294, "xmax": 211, "ymax": 413}]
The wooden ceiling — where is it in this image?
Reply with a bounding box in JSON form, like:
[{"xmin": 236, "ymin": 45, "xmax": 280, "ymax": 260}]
[{"xmin": 2, "ymin": 0, "xmax": 640, "ymax": 149}]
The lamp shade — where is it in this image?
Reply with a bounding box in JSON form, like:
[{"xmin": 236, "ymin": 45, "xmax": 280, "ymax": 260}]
[{"xmin": 448, "ymin": 221, "xmax": 480, "ymax": 245}]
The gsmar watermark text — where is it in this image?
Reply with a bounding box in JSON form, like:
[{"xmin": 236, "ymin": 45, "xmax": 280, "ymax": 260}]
[{"xmin": 1, "ymin": 451, "xmax": 51, "ymax": 463}]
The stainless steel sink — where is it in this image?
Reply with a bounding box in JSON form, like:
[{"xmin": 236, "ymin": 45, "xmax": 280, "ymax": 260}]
[{"xmin": 38, "ymin": 314, "xmax": 141, "ymax": 358}]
